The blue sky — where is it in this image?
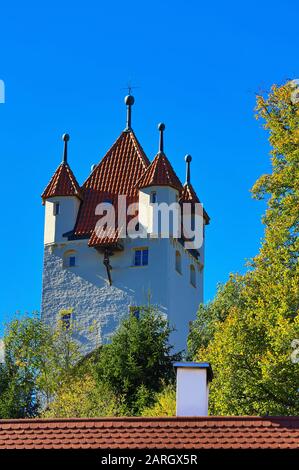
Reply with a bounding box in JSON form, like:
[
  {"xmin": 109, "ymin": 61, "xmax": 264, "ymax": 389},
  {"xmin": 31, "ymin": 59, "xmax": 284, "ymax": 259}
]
[{"xmin": 0, "ymin": 0, "xmax": 298, "ymax": 332}]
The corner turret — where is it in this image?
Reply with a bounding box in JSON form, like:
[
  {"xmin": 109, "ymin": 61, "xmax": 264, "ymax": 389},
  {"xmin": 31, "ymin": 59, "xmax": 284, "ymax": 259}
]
[{"xmin": 41, "ymin": 134, "xmax": 82, "ymax": 244}]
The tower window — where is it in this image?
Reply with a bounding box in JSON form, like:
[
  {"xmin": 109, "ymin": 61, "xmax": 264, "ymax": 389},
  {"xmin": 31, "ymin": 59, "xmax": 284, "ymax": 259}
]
[
  {"xmin": 61, "ymin": 313, "xmax": 71, "ymax": 330},
  {"xmin": 69, "ymin": 256, "xmax": 76, "ymax": 267},
  {"xmin": 134, "ymin": 248, "xmax": 149, "ymax": 266},
  {"xmin": 59, "ymin": 309, "xmax": 73, "ymax": 330},
  {"xmin": 150, "ymin": 191, "xmax": 157, "ymax": 203},
  {"xmin": 175, "ymin": 250, "xmax": 182, "ymax": 274},
  {"xmin": 190, "ymin": 264, "xmax": 196, "ymax": 287},
  {"xmin": 53, "ymin": 202, "xmax": 60, "ymax": 215},
  {"xmin": 63, "ymin": 250, "xmax": 77, "ymax": 268},
  {"xmin": 129, "ymin": 306, "xmax": 140, "ymax": 319}
]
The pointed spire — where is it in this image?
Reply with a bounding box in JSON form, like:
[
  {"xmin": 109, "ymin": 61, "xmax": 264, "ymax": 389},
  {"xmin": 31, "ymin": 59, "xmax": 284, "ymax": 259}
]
[
  {"xmin": 137, "ymin": 151, "xmax": 183, "ymax": 192},
  {"xmin": 158, "ymin": 123, "xmax": 165, "ymax": 154},
  {"xmin": 185, "ymin": 154, "xmax": 192, "ymax": 185},
  {"xmin": 62, "ymin": 133, "xmax": 70, "ymax": 163},
  {"xmin": 41, "ymin": 133, "xmax": 82, "ymax": 202},
  {"xmin": 124, "ymin": 95, "xmax": 135, "ymax": 131}
]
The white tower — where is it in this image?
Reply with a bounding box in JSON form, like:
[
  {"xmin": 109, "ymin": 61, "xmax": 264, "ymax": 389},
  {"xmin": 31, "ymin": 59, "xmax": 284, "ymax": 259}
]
[
  {"xmin": 41, "ymin": 97, "xmax": 210, "ymax": 355},
  {"xmin": 137, "ymin": 123, "xmax": 182, "ymax": 238},
  {"xmin": 42, "ymin": 134, "xmax": 82, "ymax": 245}
]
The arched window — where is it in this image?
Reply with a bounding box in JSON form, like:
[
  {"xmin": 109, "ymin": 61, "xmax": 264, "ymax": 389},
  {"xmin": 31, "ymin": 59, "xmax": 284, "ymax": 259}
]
[
  {"xmin": 175, "ymin": 250, "xmax": 182, "ymax": 274},
  {"xmin": 190, "ymin": 264, "xmax": 196, "ymax": 287},
  {"xmin": 63, "ymin": 250, "xmax": 77, "ymax": 268}
]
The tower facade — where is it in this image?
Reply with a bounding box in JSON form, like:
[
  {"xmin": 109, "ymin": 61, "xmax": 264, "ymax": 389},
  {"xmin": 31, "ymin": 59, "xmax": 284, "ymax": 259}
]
[{"xmin": 41, "ymin": 98, "xmax": 210, "ymax": 354}]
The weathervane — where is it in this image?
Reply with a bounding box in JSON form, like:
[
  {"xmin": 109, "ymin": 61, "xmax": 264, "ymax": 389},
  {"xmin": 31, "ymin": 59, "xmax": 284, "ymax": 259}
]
[{"xmin": 122, "ymin": 81, "xmax": 139, "ymax": 96}]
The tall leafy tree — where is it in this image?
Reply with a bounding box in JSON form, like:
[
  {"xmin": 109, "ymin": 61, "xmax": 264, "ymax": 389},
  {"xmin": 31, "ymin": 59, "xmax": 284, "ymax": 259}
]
[
  {"xmin": 0, "ymin": 314, "xmax": 81, "ymax": 418},
  {"xmin": 187, "ymin": 276, "xmax": 245, "ymax": 358},
  {"xmin": 0, "ymin": 307, "xmax": 179, "ymax": 418},
  {"xmin": 96, "ymin": 306, "xmax": 180, "ymax": 415},
  {"xmin": 189, "ymin": 82, "xmax": 299, "ymax": 415},
  {"xmin": 42, "ymin": 364, "xmax": 124, "ymax": 418}
]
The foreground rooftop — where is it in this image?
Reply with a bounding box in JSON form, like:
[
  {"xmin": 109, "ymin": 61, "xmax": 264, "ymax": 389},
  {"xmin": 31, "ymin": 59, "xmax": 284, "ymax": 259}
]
[{"xmin": 0, "ymin": 416, "xmax": 298, "ymax": 450}]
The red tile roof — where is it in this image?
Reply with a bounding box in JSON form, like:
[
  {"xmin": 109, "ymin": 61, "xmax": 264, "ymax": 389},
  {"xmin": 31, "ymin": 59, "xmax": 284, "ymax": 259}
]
[
  {"xmin": 41, "ymin": 128, "xmax": 209, "ymax": 245},
  {"xmin": 180, "ymin": 183, "xmax": 210, "ymax": 225},
  {"xmin": 41, "ymin": 162, "xmax": 82, "ymax": 202},
  {"xmin": 136, "ymin": 152, "xmax": 183, "ymax": 192},
  {"xmin": 88, "ymin": 195, "xmax": 121, "ymax": 248},
  {"xmin": 180, "ymin": 182, "xmax": 200, "ymax": 204},
  {"xmin": 88, "ymin": 195, "xmax": 137, "ymax": 248},
  {"xmin": 74, "ymin": 130, "xmax": 150, "ymax": 240},
  {"xmin": 0, "ymin": 417, "xmax": 298, "ymax": 450}
]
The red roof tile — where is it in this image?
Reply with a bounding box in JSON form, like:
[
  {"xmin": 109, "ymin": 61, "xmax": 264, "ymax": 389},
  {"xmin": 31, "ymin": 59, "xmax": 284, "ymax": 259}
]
[
  {"xmin": 74, "ymin": 130, "xmax": 150, "ymax": 239},
  {"xmin": 180, "ymin": 183, "xmax": 210, "ymax": 225},
  {"xmin": 180, "ymin": 182, "xmax": 200, "ymax": 204},
  {"xmin": 0, "ymin": 417, "xmax": 298, "ymax": 450},
  {"xmin": 88, "ymin": 195, "xmax": 137, "ymax": 248},
  {"xmin": 41, "ymin": 162, "xmax": 82, "ymax": 202},
  {"xmin": 136, "ymin": 152, "xmax": 183, "ymax": 192},
  {"xmin": 41, "ymin": 128, "xmax": 209, "ymax": 245}
]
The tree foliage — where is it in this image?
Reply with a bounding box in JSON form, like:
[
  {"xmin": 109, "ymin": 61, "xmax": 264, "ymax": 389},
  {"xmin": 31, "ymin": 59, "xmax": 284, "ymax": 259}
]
[
  {"xmin": 187, "ymin": 276, "xmax": 245, "ymax": 357},
  {"xmin": 42, "ymin": 362, "xmax": 124, "ymax": 418},
  {"xmin": 0, "ymin": 314, "xmax": 81, "ymax": 418},
  {"xmin": 141, "ymin": 384, "xmax": 176, "ymax": 417},
  {"xmin": 0, "ymin": 307, "xmax": 178, "ymax": 418},
  {"xmin": 188, "ymin": 82, "xmax": 299, "ymax": 415},
  {"xmin": 95, "ymin": 306, "xmax": 180, "ymax": 415}
]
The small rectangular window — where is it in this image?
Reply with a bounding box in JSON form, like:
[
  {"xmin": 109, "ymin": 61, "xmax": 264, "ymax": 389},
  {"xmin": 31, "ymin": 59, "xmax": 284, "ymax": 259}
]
[
  {"xmin": 129, "ymin": 306, "xmax": 140, "ymax": 320},
  {"xmin": 142, "ymin": 249, "xmax": 148, "ymax": 265},
  {"xmin": 53, "ymin": 202, "xmax": 60, "ymax": 216},
  {"xmin": 150, "ymin": 192, "xmax": 157, "ymax": 203},
  {"xmin": 134, "ymin": 250, "xmax": 142, "ymax": 266},
  {"xmin": 134, "ymin": 248, "xmax": 149, "ymax": 266},
  {"xmin": 69, "ymin": 256, "xmax": 76, "ymax": 267},
  {"xmin": 175, "ymin": 251, "xmax": 182, "ymax": 274},
  {"xmin": 61, "ymin": 313, "xmax": 71, "ymax": 330}
]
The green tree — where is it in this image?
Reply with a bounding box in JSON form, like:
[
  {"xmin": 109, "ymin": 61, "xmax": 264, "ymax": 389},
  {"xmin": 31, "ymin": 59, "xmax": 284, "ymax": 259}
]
[
  {"xmin": 0, "ymin": 314, "xmax": 81, "ymax": 418},
  {"xmin": 141, "ymin": 384, "xmax": 176, "ymax": 417},
  {"xmin": 42, "ymin": 356, "xmax": 125, "ymax": 418},
  {"xmin": 189, "ymin": 82, "xmax": 299, "ymax": 415},
  {"xmin": 96, "ymin": 306, "xmax": 180, "ymax": 415},
  {"xmin": 187, "ymin": 276, "xmax": 245, "ymax": 357},
  {"xmin": 0, "ymin": 307, "xmax": 179, "ymax": 418}
]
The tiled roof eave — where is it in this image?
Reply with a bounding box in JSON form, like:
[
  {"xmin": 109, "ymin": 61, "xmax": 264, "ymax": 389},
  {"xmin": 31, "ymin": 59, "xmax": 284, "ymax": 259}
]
[
  {"xmin": 41, "ymin": 191, "xmax": 83, "ymax": 205},
  {"xmin": 138, "ymin": 182, "xmax": 182, "ymax": 191},
  {"xmin": 0, "ymin": 416, "xmax": 298, "ymax": 450}
]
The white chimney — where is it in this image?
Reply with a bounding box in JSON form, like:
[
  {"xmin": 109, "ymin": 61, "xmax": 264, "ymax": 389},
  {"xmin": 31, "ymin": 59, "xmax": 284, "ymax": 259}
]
[{"xmin": 174, "ymin": 362, "xmax": 213, "ymax": 416}]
